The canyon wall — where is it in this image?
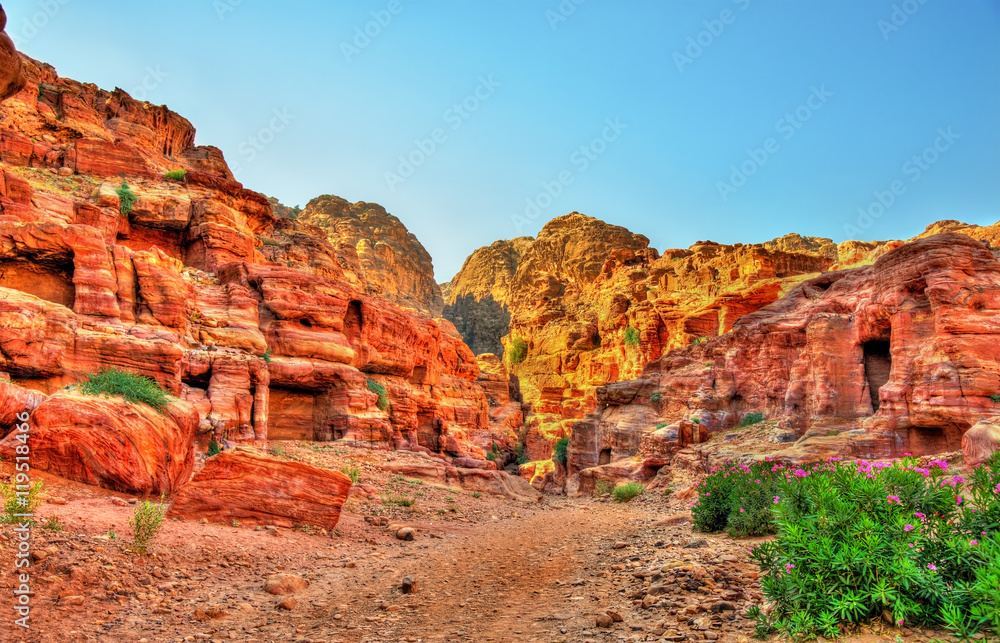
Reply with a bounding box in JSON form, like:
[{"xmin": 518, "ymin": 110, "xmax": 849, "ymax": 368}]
[
  {"xmin": 568, "ymin": 229, "xmax": 1000, "ymax": 491},
  {"xmin": 0, "ymin": 53, "xmax": 504, "ymax": 478}
]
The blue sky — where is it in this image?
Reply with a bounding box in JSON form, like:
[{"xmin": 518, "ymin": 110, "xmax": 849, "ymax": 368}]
[{"xmin": 9, "ymin": 0, "xmax": 999, "ymax": 280}]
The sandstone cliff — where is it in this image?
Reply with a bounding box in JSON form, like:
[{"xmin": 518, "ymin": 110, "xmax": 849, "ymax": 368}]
[
  {"xmin": 298, "ymin": 195, "xmax": 443, "ymax": 317},
  {"xmin": 568, "ymin": 231, "xmax": 1000, "ymax": 493},
  {"xmin": 0, "ymin": 52, "xmax": 503, "ymax": 493}
]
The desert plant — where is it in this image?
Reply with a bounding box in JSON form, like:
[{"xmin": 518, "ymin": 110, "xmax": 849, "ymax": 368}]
[
  {"xmin": 269, "ymin": 444, "xmax": 287, "ymax": 457},
  {"xmin": 552, "ymin": 437, "xmax": 570, "ymax": 467},
  {"xmin": 163, "ymin": 169, "xmax": 187, "ymax": 181},
  {"xmin": 612, "ymin": 482, "xmax": 645, "ymax": 502},
  {"xmin": 40, "ymin": 516, "xmax": 65, "ymax": 532},
  {"xmin": 0, "ymin": 480, "xmax": 45, "ymax": 524},
  {"xmin": 651, "ymin": 391, "xmax": 661, "ymax": 403},
  {"xmin": 339, "ymin": 464, "xmax": 361, "ymax": 484},
  {"xmin": 692, "ymin": 417, "xmax": 701, "ymax": 425},
  {"xmin": 508, "ymin": 337, "xmax": 528, "ymax": 365},
  {"xmin": 207, "ymin": 436, "xmax": 221, "ymax": 457},
  {"xmin": 594, "ymin": 479, "xmax": 615, "ymax": 497},
  {"xmin": 381, "ymin": 493, "xmax": 415, "ymax": 507},
  {"xmin": 471, "ymin": 492, "xmax": 481, "ymax": 498},
  {"xmin": 691, "ymin": 336, "xmax": 708, "ymax": 345},
  {"xmin": 624, "ymin": 326, "xmax": 640, "ymax": 347},
  {"xmin": 256, "ymin": 234, "xmax": 281, "ymax": 247},
  {"xmin": 367, "ymin": 378, "xmax": 391, "ymax": 412},
  {"xmin": 79, "ymin": 367, "xmax": 169, "ymax": 412},
  {"xmin": 738, "ymin": 411, "xmax": 765, "ymax": 428},
  {"xmin": 116, "ymin": 180, "xmax": 138, "ymax": 216},
  {"xmin": 747, "ymin": 455, "xmax": 1000, "ymax": 640},
  {"xmin": 655, "ymin": 422, "xmax": 668, "ymax": 429},
  {"xmin": 262, "ymin": 348, "xmax": 272, "ymax": 363},
  {"xmin": 692, "ymin": 460, "xmax": 783, "ymax": 538},
  {"xmin": 991, "ymin": 393, "xmax": 1000, "ymax": 403},
  {"xmin": 129, "ymin": 497, "xmax": 167, "ymax": 555}
]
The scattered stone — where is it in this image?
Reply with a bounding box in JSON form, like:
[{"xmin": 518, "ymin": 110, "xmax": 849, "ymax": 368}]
[
  {"xmin": 47, "ymin": 496, "xmax": 67, "ymax": 505},
  {"xmin": 277, "ymin": 597, "xmax": 298, "ymax": 610},
  {"xmin": 683, "ymin": 538, "xmax": 707, "ymax": 548},
  {"xmin": 263, "ymin": 574, "xmax": 309, "ymax": 596},
  {"xmin": 110, "ymin": 497, "xmax": 129, "ymax": 507},
  {"xmin": 596, "ymin": 613, "xmax": 614, "ymax": 628},
  {"xmin": 400, "ymin": 575, "xmax": 417, "ymax": 594},
  {"xmin": 396, "ymin": 527, "xmax": 415, "ymax": 541}
]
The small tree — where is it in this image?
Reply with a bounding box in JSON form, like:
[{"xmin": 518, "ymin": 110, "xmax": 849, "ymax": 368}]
[
  {"xmin": 508, "ymin": 337, "xmax": 528, "ymax": 365},
  {"xmin": 552, "ymin": 437, "xmax": 570, "ymax": 467},
  {"xmin": 624, "ymin": 326, "xmax": 640, "ymax": 347},
  {"xmin": 116, "ymin": 181, "xmax": 138, "ymax": 216}
]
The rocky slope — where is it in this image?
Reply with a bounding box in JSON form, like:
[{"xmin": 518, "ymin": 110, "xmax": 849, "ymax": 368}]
[
  {"xmin": 0, "ymin": 50, "xmax": 509, "ymax": 500},
  {"xmin": 298, "ymin": 194, "xmax": 444, "ymax": 317},
  {"xmin": 567, "ymin": 229, "xmax": 1000, "ymax": 494}
]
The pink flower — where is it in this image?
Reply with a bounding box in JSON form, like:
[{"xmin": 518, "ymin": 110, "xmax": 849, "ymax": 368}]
[
  {"xmin": 915, "ymin": 512, "xmax": 925, "ymax": 521},
  {"xmin": 740, "ymin": 508, "xmax": 745, "ymax": 513},
  {"xmin": 927, "ymin": 563, "xmax": 937, "ymax": 571},
  {"xmin": 956, "ymin": 496, "xmax": 963, "ymax": 505},
  {"xmin": 995, "ymin": 483, "xmax": 1000, "ymax": 493},
  {"xmin": 929, "ymin": 459, "xmax": 948, "ymax": 472},
  {"xmin": 971, "ymin": 540, "xmax": 978, "ymax": 546},
  {"xmin": 784, "ymin": 563, "xmax": 795, "ymax": 574},
  {"xmin": 908, "ymin": 543, "xmax": 914, "ymax": 548},
  {"xmin": 887, "ymin": 495, "xmax": 901, "ymax": 505},
  {"xmin": 904, "ymin": 525, "xmax": 914, "ymax": 532},
  {"xmin": 794, "ymin": 469, "xmax": 808, "ymax": 478},
  {"xmin": 896, "ymin": 619, "xmax": 903, "ymax": 626},
  {"xmin": 773, "ymin": 496, "xmax": 780, "ymax": 504}
]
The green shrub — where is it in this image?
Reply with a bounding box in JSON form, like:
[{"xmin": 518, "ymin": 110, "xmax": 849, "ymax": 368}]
[
  {"xmin": 594, "ymin": 479, "xmax": 614, "ymax": 496},
  {"xmin": 0, "ymin": 480, "xmax": 45, "ymax": 524},
  {"xmin": 471, "ymin": 492, "xmax": 481, "ymax": 499},
  {"xmin": 381, "ymin": 493, "xmax": 415, "ymax": 507},
  {"xmin": 129, "ymin": 497, "xmax": 167, "ymax": 555},
  {"xmin": 339, "ymin": 464, "xmax": 361, "ymax": 484},
  {"xmin": 80, "ymin": 368, "xmax": 169, "ymax": 412},
  {"xmin": 651, "ymin": 391, "xmax": 661, "ymax": 403},
  {"xmin": 41, "ymin": 516, "xmax": 65, "ymax": 532},
  {"xmin": 262, "ymin": 348, "xmax": 272, "ymax": 363},
  {"xmin": 612, "ymin": 482, "xmax": 645, "ymax": 502},
  {"xmin": 991, "ymin": 393, "xmax": 1000, "ymax": 403},
  {"xmin": 747, "ymin": 455, "xmax": 1000, "ymax": 640},
  {"xmin": 655, "ymin": 422, "xmax": 668, "ymax": 429},
  {"xmin": 269, "ymin": 444, "xmax": 286, "ymax": 457},
  {"xmin": 508, "ymin": 337, "xmax": 528, "ymax": 365},
  {"xmin": 692, "ymin": 417, "xmax": 701, "ymax": 425},
  {"xmin": 692, "ymin": 460, "xmax": 782, "ymax": 538},
  {"xmin": 624, "ymin": 326, "xmax": 640, "ymax": 347},
  {"xmin": 691, "ymin": 336, "xmax": 708, "ymax": 345},
  {"xmin": 738, "ymin": 411, "xmax": 765, "ymax": 428},
  {"xmin": 256, "ymin": 234, "xmax": 281, "ymax": 247},
  {"xmin": 552, "ymin": 437, "xmax": 570, "ymax": 467},
  {"xmin": 486, "ymin": 443, "xmax": 501, "ymax": 462},
  {"xmin": 116, "ymin": 180, "xmax": 138, "ymax": 216},
  {"xmin": 366, "ymin": 378, "xmax": 391, "ymax": 412},
  {"xmin": 207, "ymin": 437, "xmax": 221, "ymax": 457},
  {"xmin": 163, "ymin": 169, "xmax": 187, "ymax": 181}
]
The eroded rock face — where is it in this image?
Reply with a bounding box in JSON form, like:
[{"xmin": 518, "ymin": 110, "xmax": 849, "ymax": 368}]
[
  {"xmin": 166, "ymin": 448, "xmax": 352, "ymax": 529},
  {"xmin": 570, "ymin": 233, "xmax": 1000, "ymax": 481},
  {"xmin": 298, "ymin": 195, "xmax": 443, "ymax": 317},
  {"xmin": 0, "ymin": 54, "xmax": 505, "ymax": 473},
  {"xmin": 0, "ymin": 389, "xmax": 198, "ymax": 494},
  {"xmin": 0, "ymin": 7, "xmax": 25, "ymax": 101}
]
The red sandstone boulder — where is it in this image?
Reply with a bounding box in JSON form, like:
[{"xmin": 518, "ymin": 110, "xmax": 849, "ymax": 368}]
[
  {"xmin": 166, "ymin": 448, "xmax": 352, "ymax": 529},
  {"xmin": 0, "ymin": 391, "xmax": 198, "ymax": 494},
  {"xmin": 963, "ymin": 417, "xmax": 1000, "ymax": 468},
  {"xmin": 0, "ymin": 8, "xmax": 25, "ymax": 101}
]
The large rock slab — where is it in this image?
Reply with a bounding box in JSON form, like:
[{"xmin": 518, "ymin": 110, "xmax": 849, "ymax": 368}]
[
  {"xmin": 0, "ymin": 391, "xmax": 198, "ymax": 494},
  {"xmin": 166, "ymin": 448, "xmax": 352, "ymax": 529}
]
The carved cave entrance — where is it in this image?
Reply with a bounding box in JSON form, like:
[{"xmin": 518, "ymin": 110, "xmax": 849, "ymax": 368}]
[
  {"xmin": 863, "ymin": 340, "xmax": 892, "ymax": 412},
  {"xmin": 0, "ymin": 259, "xmax": 75, "ymax": 308},
  {"xmin": 599, "ymin": 449, "xmax": 612, "ymax": 466}
]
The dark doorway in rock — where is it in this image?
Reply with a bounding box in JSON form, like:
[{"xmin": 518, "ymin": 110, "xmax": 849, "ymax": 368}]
[
  {"xmin": 598, "ymin": 449, "xmax": 612, "ymax": 466},
  {"xmin": 344, "ymin": 300, "xmax": 363, "ymax": 344},
  {"xmin": 864, "ymin": 340, "xmax": 892, "ymax": 412}
]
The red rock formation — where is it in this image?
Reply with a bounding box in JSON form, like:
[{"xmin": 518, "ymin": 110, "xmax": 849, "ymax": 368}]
[
  {"xmin": 0, "ymin": 7, "xmax": 25, "ymax": 101},
  {"xmin": 165, "ymin": 448, "xmax": 352, "ymax": 529},
  {"xmin": 962, "ymin": 417, "xmax": 1000, "ymax": 468},
  {"xmin": 0, "ymin": 389, "xmax": 198, "ymax": 494},
  {"xmin": 568, "ymin": 233, "xmax": 1000, "ymax": 488}
]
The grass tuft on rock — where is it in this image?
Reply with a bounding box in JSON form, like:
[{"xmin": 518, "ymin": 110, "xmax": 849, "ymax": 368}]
[
  {"xmin": 116, "ymin": 180, "xmax": 138, "ymax": 216},
  {"xmin": 552, "ymin": 437, "xmax": 570, "ymax": 467},
  {"xmin": 79, "ymin": 367, "xmax": 169, "ymax": 412},
  {"xmin": 612, "ymin": 482, "xmax": 645, "ymax": 502}
]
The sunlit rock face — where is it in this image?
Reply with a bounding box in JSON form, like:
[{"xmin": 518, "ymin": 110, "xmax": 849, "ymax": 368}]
[
  {"xmin": 0, "ymin": 52, "xmax": 508, "ymax": 470},
  {"xmin": 568, "ymin": 230, "xmax": 1000, "ymax": 486}
]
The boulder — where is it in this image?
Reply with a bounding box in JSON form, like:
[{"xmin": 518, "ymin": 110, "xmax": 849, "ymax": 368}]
[{"xmin": 963, "ymin": 417, "xmax": 1000, "ymax": 468}]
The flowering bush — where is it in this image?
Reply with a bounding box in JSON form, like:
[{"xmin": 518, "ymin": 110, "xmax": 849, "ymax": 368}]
[
  {"xmin": 748, "ymin": 454, "xmax": 1000, "ymax": 640},
  {"xmin": 692, "ymin": 459, "xmax": 793, "ymax": 537}
]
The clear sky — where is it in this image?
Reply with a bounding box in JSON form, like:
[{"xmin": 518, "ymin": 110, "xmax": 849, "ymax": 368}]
[{"xmin": 8, "ymin": 0, "xmax": 999, "ymax": 281}]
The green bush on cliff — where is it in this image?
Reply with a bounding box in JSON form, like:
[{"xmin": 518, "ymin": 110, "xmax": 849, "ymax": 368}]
[
  {"xmin": 552, "ymin": 437, "xmax": 570, "ymax": 467},
  {"xmin": 366, "ymin": 378, "xmax": 391, "ymax": 412},
  {"xmin": 738, "ymin": 411, "xmax": 765, "ymax": 427},
  {"xmin": 991, "ymin": 393, "xmax": 1000, "ymax": 403},
  {"xmin": 80, "ymin": 367, "xmax": 169, "ymax": 412},
  {"xmin": 207, "ymin": 437, "xmax": 222, "ymax": 457},
  {"xmin": 624, "ymin": 326, "xmax": 640, "ymax": 347},
  {"xmin": 508, "ymin": 337, "xmax": 528, "ymax": 365},
  {"xmin": 116, "ymin": 180, "xmax": 138, "ymax": 216},
  {"xmin": 163, "ymin": 169, "xmax": 187, "ymax": 181}
]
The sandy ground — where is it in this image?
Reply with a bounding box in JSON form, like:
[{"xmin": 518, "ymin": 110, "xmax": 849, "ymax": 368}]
[{"xmin": 0, "ymin": 443, "xmax": 952, "ymax": 643}]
